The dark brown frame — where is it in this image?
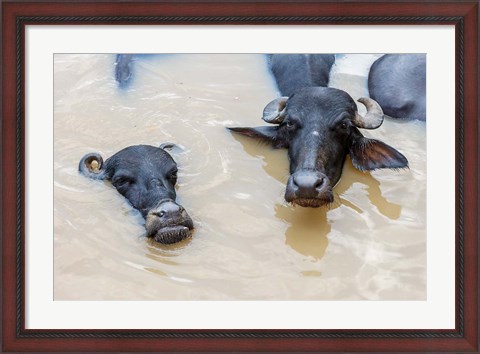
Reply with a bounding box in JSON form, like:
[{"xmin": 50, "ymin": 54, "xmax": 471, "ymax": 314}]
[{"xmin": 2, "ymin": 1, "xmax": 479, "ymax": 352}]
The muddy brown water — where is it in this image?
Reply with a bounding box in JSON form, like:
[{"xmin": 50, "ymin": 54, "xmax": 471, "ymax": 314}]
[{"xmin": 54, "ymin": 54, "xmax": 426, "ymax": 300}]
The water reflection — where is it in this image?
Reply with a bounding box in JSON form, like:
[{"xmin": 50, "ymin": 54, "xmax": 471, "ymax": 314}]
[
  {"xmin": 230, "ymin": 133, "xmax": 289, "ymax": 184},
  {"xmin": 336, "ymin": 159, "xmax": 402, "ymax": 220},
  {"xmin": 146, "ymin": 237, "xmax": 192, "ymax": 254},
  {"xmin": 275, "ymin": 204, "xmax": 329, "ymax": 260}
]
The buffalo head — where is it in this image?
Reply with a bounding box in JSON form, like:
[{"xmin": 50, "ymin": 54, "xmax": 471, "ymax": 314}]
[
  {"xmin": 79, "ymin": 144, "xmax": 194, "ymax": 244},
  {"xmin": 229, "ymin": 87, "xmax": 408, "ymax": 208}
]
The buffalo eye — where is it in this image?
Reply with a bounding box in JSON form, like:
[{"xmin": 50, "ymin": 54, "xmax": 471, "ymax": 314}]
[
  {"xmin": 337, "ymin": 120, "xmax": 351, "ymax": 131},
  {"xmin": 286, "ymin": 119, "xmax": 298, "ymax": 131},
  {"xmin": 113, "ymin": 176, "xmax": 134, "ymax": 188},
  {"xmin": 168, "ymin": 170, "xmax": 178, "ymax": 183}
]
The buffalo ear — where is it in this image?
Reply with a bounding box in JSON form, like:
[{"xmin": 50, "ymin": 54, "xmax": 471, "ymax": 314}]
[
  {"xmin": 79, "ymin": 152, "xmax": 108, "ymax": 180},
  {"xmin": 159, "ymin": 142, "xmax": 185, "ymax": 152},
  {"xmin": 227, "ymin": 126, "xmax": 287, "ymax": 148},
  {"xmin": 349, "ymin": 136, "xmax": 408, "ymax": 171},
  {"xmin": 159, "ymin": 142, "xmax": 176, "ymax": 150}
]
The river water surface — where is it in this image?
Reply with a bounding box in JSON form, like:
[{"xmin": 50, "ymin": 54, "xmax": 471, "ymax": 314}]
[{"xmin": 54, "ymin": 54, "xmax": 426, "ymax": 300}]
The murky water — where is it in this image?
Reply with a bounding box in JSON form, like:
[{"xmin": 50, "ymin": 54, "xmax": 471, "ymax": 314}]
[{"xmin": 54, "ymin": 54, "xmax": 426, "ymax": 300}]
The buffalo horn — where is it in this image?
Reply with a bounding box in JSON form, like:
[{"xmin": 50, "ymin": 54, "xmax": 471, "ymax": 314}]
[
  {"xmin": 159, "ymin": 142, "xmax": 176, "ymax": 150},
  {"xmin": 79, "ymin": 153, "xmax": 107, "ymax": 180},
  {"xmin": 262, "ymin": 96, "xmax": 288, "ymax": 124},
  {"xmin": 353, "ymin": 97, "xmax": 384, "ymax": 129}
]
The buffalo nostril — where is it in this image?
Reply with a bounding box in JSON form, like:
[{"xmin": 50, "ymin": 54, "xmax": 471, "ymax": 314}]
[
  {"xmin": 314, "ymin": 177, "xmax": 324, "ymax": 190},
  {"xmin": 292, "ymin": 177, "xmax": 300, "ymax": 190}
]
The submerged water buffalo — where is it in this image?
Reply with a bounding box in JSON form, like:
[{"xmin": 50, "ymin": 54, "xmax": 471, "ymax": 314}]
[
  {"xmin": 115, "ymin": 54, "xmax": 135, "ymax": 87},
  {"xmin": 229, "ymin": 54, "xmax": 408, "ymax": 208},
  {"xmin": 268, "ymin": 54, "xmax": 335, "ymax": 96},
  {"xmin": 368, "ymin": 54, "xmax": 426, "ymax": 121},
  {"xmin": 79, "ymin": 144, "xmax": 194, "ymax": 244}
]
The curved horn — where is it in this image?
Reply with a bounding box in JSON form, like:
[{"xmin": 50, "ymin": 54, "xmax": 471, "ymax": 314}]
[
  {"xmin": 353, "ymin": 97, "xmax": 384, "ymax": 129},
  {"xmin": 262, "ymin": 96, "xmax": 288, "ymax": 124},
  {"xmin": 78, "ymin": 153, "xmax": 107, "ymax": 180},
  {"xmin": 159, "ymin": 142, "xmax": 176, "ymax": 150}
]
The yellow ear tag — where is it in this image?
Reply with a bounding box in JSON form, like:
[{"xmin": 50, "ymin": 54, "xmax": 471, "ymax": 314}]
[{"xmin": 90, "ymin": 160, "xmax": 99, "ymax": 171}]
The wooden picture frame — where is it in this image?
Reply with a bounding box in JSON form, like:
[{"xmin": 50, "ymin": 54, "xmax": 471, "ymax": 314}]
[{"xmin": 2, "ymin": 1, "xmax": 478, "ymax": 352}]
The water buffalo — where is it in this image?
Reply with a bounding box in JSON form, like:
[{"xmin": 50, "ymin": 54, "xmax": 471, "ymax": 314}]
[
  {"xmin": 115, "ymin": 54, "xmax": 135, "ymax": 87},
  {"xmin": 268, "ymin": 54, "xmax": 335, "ymax": 96},
  {"xmin": 79, "ymin": 144, "xmax": 194, "ymax": 244},
  {"xmin": 229, "ymin": 54, "xmax": 408, "ymax": 208},
  {"xmin": 368, "ymin": 54, "xmax": 426, "ymax": 121}
]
